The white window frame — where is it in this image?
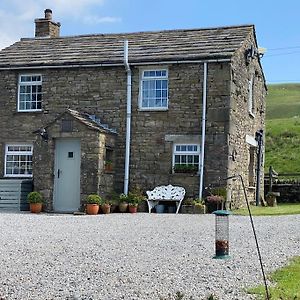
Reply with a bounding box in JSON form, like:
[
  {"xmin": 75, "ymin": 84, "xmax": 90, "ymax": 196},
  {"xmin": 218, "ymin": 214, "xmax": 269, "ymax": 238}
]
[
  {"xmin": 4, "ymin": 144, "xmax": 33, "ymax": 178},
  {"xmin": 139, "ymin": 68, "xmax": 168, "ymax": 111},
  {"xmin": 18, "ymin": 74, "xmax": 42, "ymax": 112},
  {"xmin": 172, "ymin": 143, "xmax": 200, "ymax": 173},
  {"xmin": 248, "ymin": 75, "xmax": 255, "ymax": 117}
]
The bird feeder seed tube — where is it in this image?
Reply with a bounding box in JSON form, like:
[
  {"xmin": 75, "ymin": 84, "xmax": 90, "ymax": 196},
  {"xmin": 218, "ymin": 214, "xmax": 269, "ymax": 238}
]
[{"xmin": 213, "ymin": 210, "xmax": 232, "ymax": 259}]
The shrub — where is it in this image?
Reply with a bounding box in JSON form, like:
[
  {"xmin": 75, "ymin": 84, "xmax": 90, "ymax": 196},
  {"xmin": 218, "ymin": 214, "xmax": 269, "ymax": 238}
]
[
  {"xmin": 86, "ymin": 194, "xmax": 101, "ymax": 205},
  {"xmin": 206, "ymin": 195, "xmax": 224, "ymax": 204},
  {"xmin": 193, "ymin": 198, "xmax": 205, "ymax": 206},
  {"xmin": 27, "ymin": 191, "xmax": 43, "ymax": 204},
  {"xmin": 128, "ymin": 187, "xmax": 145, "ymax": 206},
  {"xmin": 119, "ymin": 193, "xmax": 129, "ymax": 203}
]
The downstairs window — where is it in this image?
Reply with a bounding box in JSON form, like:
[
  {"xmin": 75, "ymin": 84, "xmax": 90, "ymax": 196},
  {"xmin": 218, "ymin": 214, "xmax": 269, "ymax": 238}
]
[
  {"xmin": 5, "ymin": 144, "xmax": 33, "ymax": 177},
  {"xmin": 173, "ymin": 144, "xmax": 200, "ymax": 173}
]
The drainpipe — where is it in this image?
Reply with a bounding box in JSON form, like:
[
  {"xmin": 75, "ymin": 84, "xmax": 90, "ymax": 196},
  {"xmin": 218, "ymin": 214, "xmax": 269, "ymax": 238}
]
[
  {"xmin": 255, "ymin": 129, "xmax": 264, "ymax": 206},
  {"xmin": 123, "ymin": 40, "xmax": 132, "ymax": 195},
  {"xmin": 199, "ymin": 62, "xmax": 208, "ymax": 199}
]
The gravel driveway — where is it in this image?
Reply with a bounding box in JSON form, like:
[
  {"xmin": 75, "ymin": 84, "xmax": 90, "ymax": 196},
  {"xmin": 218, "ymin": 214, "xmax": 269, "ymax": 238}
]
[{"xmin": 0, "ymin": 212, "xmax": 299, "ymax": 300}]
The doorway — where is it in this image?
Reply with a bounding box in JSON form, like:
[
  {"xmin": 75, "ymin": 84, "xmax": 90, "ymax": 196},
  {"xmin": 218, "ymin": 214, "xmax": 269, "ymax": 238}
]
[{"xmin": 53, "ymin": 139, "xmax": 81, "ymax": 212}]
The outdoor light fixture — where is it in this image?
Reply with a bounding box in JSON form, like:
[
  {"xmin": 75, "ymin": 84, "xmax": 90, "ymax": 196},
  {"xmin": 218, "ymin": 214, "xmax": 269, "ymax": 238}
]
[{"xmin": 39, "ymin": 128, "xmax": 48, "ymax": 141}]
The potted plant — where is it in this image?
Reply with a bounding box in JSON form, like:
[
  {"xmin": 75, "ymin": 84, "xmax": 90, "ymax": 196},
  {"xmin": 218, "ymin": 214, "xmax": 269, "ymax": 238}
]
[
  {"xmin": 101, "ymin": 199, "xmax": 111, "ymax": 214},
  {"xmin": 128, "ymin": 188, "xmax": 145, "ymax": 213},
  {"xmin": 206, "ymin": 195, "xmax": 224, "ymax": 213},
  {"xmin": 193, "ymin": 198, "xmax": 206, "ymax": 214},
  {"xmin": 27, "ymin": 191, "xmax": 43, "ymax": 213},
  {"xmin": 86, "ymin": 194, "xmax": 101, "ymax": 215},
  {"xmin": 180, "ymin": 198, "xmax": 194, "ymax": 214},
  {"xmin": 118, "ymin": 193, "xmax": 129, "ymax": 213},
  {"xmin": 104, "ymin": 160, "xmax": 113, "ymax": 172},
  {"xmin": 205, "ymin": 187, "xmax": 226, "ymax": 213}
]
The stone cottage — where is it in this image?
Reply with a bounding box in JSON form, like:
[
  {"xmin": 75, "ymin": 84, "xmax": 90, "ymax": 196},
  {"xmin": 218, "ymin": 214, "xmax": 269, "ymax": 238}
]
[{"xmin": 0, "ymin": 9, "xmax": 266, "ymax": 212}]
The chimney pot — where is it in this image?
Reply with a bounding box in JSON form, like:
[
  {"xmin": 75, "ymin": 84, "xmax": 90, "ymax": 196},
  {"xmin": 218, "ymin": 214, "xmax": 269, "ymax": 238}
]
[{"xmin": 44, "ymin": 9, "xmax": 52, "ymax": 20}]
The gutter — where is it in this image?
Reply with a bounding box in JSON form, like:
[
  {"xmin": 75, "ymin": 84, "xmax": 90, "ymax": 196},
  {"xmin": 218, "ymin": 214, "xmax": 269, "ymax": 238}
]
[
  {"xmin": 123, "ymin": 40, "xmax": 132, "ymax": 195},
  {"xmin": 199, "ymin": 62, "xmax": 208, "ymax": 199},
  {"xmin": 0, "ymin": 58, "xmax": 231, "ymax": 71}
]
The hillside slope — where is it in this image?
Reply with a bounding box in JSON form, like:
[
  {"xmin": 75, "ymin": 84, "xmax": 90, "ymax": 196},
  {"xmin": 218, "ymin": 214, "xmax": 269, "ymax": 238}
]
[{"xmin": 265, "ymin": 84, "xmax": 300, "ymax": 174}]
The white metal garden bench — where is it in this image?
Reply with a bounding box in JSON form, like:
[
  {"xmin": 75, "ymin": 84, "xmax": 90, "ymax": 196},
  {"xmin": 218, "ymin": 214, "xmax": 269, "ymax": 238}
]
[{"xmin": 146, "ymin": 184, "xmax": 186, "ymax": 214}]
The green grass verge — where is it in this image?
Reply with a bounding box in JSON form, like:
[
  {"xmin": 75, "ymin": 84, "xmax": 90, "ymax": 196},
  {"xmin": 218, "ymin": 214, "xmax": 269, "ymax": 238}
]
[
  {"xmin": 248, "ymin": 256, "xmax": 300, "ymax": 299},
  {"xmin": 233, "ymin": 203, "xmax": 300, "ymax": 216}
]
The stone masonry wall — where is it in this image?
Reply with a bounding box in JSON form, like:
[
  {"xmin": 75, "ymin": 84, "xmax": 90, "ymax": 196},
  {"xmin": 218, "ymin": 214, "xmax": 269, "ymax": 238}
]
[
  {"xmin": 0, "ymin": 56, "xmax": 265, "ymax": 208},
  {"xmin": 228, "ymin": 31, "xmax": 267, "ymax": 208}
]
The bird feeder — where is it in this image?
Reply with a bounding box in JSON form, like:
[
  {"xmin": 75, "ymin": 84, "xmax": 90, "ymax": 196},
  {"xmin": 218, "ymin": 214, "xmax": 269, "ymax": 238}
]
[{"xmin": 213, "ymin": 210, "xmax": 231, "ymax": 259}]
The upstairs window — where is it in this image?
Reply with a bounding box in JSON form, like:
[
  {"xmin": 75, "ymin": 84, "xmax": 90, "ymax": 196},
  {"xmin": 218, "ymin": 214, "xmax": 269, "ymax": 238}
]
[
  {"xmin": 5, "ymin": 144, "xmax": 33, "ymax": 177},
  {"xmin": 173, "ymin": 144, "xmax": 200, "ymax": 174},
  {"xmin": 140, "ymin": 69, "xmax": 168, "ymax": 110},
  {"xmin": 18, "ymin": 75, "xmax": 42, "ymax": 112}
]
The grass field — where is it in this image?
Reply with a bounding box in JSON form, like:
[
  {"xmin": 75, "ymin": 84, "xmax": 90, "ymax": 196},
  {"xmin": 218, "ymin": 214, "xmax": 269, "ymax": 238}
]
[
  {"xmin": 233, "ymin": 203, "xmax": 300, "ymax": 216},
  {"xmin": 266, "ymin": 84, "xmax": 300, "ymax": 120},
  {"xmin": 248, "ymin": 256, "xmax": 300, "ymax": 299},
  {"xmin": 265, "ymin": 83, "xmax": 300, "ymax": 173}
]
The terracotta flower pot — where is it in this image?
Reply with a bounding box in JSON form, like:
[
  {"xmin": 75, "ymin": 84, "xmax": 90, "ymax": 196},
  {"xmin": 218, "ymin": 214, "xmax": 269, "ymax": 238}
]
[
  {"xmin": 119, "ymin": 202, "xmax": 128, "ymax": 213},
  {"xmin": 86, "ymin": 204, "xmax": 99, "ymax": 215},
  {"xmin": 129, "ymin": 205, "xmax": 138, "ymax": 214},
  {"xmin": 30, "ymin": 203, "xmax": 43, "ymax": 213}
]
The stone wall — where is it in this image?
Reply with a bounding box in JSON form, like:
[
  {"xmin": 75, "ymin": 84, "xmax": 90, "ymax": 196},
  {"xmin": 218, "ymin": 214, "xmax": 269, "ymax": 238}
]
[
  {"xmin": 0, "ymin": 56, "xmax": 266, "ymax": 208},
  {"xmin": 264, "ymin": 182, "xmax": 300, "ymax": 203},
  {"xmin": 228, "ymin": 31, "xmax": 267, "ymax": 208}
]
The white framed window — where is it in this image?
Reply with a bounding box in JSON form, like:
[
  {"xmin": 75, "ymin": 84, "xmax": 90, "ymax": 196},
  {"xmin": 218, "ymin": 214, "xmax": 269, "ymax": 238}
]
[
  {"xmin": 248, "ymin": 75, "xmax": 255, "ymax": 117},
  {"xmin": 139, "ymin": 69, "xmax": 168, "ymax": 110},
  {"xmin": 18, "ymin": 74, "xmax": 42, "ymax": 112},
  {"xmin": 5, "ymin": 144, "xmax": 33, "ymax": 177},
  {"xmin": 172, "ymin": 144, "xmax": 200, "ymax": 173}
]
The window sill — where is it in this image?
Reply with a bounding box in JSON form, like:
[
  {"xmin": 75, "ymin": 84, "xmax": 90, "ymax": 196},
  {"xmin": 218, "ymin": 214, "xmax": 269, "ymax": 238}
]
[
  {"xmin": 248, "ymin": 186, "xmax": 256, "ymax": 191},
  {"xmin": 138, "ymin": 107, "xmax": 168, "ymax": 112},
  {"xmin": 15, "ymin": 110, "xmax": 43, "ymax": 114},
  {"xmin": 4, "ymin": 175, "xmax": 33, "ymax": 178},
  {"xmin": 171, "ymin": 172, "xmax": 199, "ymax": 177},
  {"xmin": 104, "ymin": 170, "xmax": 115, "ymax": 174}
]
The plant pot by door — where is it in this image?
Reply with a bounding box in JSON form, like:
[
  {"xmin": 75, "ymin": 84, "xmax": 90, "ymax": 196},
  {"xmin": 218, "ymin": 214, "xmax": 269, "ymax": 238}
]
[
  {"xmin": 129, "ymin": 205, "xmax": 138, "ymax": 213},
  {"xmin": 101, "ymin": 204, "xmax": 111, "ymax": 214},
  {"xmin": 30, "ymin": 203, "xmax": 43, "ymax": 213},
  {"xmin": 86, "ymin": 204, "xmax": 99, "ymax": 215},
  {"xmin": 119, "ymin": 202, "xmax": 128, "ymax": 212}
]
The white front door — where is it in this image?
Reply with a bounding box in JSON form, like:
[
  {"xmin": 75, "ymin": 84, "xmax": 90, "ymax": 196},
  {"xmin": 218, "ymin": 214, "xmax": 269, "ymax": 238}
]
[{"xmin": 54, "ymin": 139, "xmax": 81, "ymax": 212}]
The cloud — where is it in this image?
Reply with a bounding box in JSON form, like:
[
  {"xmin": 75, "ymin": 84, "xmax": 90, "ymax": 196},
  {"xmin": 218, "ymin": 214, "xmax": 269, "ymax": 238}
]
[
  {"xmin": 0, "ymin": 0, "xmax": 120, "ymax": 49},
  {"xmin": 83, "ymin": 15, "xmax": 122, "ymax": 25}
]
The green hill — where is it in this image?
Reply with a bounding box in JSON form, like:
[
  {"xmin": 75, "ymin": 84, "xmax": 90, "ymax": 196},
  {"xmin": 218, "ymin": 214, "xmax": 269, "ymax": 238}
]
[{"xmin": 265, "ymin": 84, "xmax": 300, "ymax": 174}]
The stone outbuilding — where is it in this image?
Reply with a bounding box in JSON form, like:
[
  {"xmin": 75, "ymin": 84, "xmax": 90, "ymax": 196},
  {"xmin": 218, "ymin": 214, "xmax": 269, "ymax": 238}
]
[{"xmin": 0, "ymin": 9, "xmax": 267, "ymax": 212}]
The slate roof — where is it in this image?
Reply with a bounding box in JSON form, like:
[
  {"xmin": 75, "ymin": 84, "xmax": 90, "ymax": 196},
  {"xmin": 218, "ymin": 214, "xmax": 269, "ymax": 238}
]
[
  {"xmin": 0, "ymin": 25, "xmax": 254, "ymax": 68},
  {"xmin": 44, "ymin": 109, "xmax": 117, "ymax": 134}
]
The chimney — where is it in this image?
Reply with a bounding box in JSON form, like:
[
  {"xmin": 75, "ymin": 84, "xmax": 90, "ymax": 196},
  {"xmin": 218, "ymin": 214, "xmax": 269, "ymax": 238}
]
[{"xmin": 35, "ymin": 9, "xmax": 61, "ymax": 38}]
